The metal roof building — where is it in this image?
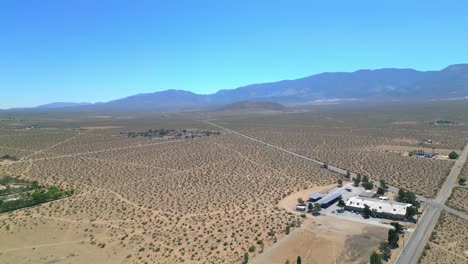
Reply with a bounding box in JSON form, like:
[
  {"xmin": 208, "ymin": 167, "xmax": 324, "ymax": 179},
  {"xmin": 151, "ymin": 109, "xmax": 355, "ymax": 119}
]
[
  {"xmin": 358, "ymin": 190, "xmax": 377, "ymax": 198},
  {"xmin": 308, "ymin": 192, "xmax": 323, "ymax": 202},
  {"xmin": 318, "ymin": 193, "xmax": 342, "ymax": 208}
]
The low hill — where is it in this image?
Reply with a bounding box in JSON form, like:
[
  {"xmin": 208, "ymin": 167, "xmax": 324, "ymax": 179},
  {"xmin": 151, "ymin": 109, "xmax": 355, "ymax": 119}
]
[{"xmin": 217, "ymin": 101, "xmax": 287, "ymax": 112}]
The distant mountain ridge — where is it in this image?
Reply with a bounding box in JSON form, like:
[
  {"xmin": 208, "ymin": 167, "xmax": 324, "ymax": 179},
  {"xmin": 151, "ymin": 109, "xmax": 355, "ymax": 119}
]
[{"xmin": 16, "ymin": 63, "xmax": 468, "ymax": 111}]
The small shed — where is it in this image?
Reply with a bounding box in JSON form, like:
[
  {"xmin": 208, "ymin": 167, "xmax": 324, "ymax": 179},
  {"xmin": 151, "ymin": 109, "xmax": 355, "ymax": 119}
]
[
  {"xmin": 295, "ymin": 204, "xmax": 307, "ymax": 212},
  {"xmin": 308, "ymin": 192, "xmax": 323, "ymax": 202},
  {"xmin": 358, "ymin": 190, "xmax": 377, "ymax": 198}
]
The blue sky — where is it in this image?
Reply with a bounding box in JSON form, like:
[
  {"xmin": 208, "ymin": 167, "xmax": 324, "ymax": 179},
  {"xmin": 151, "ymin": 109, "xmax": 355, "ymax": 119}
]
[{"xmin": 1, "ymin": 1, "xmax": 468, "ymax": 108}]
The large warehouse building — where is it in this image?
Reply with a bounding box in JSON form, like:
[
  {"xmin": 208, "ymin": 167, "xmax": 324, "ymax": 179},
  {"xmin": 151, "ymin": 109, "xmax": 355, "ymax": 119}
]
[{"xmin": 345, "ymin": 197, "xmax": 412, "ymax": 220}]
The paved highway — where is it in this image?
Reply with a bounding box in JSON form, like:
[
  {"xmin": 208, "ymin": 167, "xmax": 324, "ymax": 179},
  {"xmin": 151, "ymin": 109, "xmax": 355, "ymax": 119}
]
[{"xmin": 396, "ymin": 141, "xmax": 468, "ymax": 264}]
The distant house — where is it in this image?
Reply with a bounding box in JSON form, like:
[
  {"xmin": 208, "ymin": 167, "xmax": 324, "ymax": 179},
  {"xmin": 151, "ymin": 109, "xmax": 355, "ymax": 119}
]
[
  {"xmin": 308, "ymin": 192, "xmax": 323, "ymax": 202},
  {"xmin": 415, "ymin": 149, "xmax": 433, "ymax": 158},
  {"xmin": 345, "ymin": 197, "xmax": 411, "ymax": 220},
  {"xmin": 318, "ymin": 193, "xmax": 342, "ymax": 208}
]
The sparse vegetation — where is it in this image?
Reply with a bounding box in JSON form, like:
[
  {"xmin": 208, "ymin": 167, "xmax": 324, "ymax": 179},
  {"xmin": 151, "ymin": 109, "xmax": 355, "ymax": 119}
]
[
  {"xmin": 0, "ymin": 155, "xmax": 17, "ymax": 161},
  {"xmin": 0, "ymin": 101, "xmax": 465, "ymax": 263}
]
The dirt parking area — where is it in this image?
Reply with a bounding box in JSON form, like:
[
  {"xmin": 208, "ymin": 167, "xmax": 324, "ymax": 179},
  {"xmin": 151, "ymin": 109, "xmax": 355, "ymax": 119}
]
[{"xmin": 252, "ymin": 216, "xmax": 387, "ymax": 264}]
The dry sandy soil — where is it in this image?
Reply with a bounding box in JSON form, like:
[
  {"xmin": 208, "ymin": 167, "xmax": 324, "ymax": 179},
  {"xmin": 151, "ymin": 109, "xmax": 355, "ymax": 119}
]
[
  {"xmin": 419, "ymin": 212, "xmax": 468, "ymax": 263},
  {"xmin": 252, "ymin": 216, "xmax": 387, "ymax": 264},
  {"xmin": 0, "ymin": 119, "xmax": 341, "ymax": 263},
  {"xmin": 0, "ymin": 102, "xmax": 466, "ymax": 263},
  {"xmin": 254, "ymin": 184, "xmax": 389, "ymax": 264},
  {"xmin": 446, "ymin": 187, "xmax": 468, "ymax": 214}
]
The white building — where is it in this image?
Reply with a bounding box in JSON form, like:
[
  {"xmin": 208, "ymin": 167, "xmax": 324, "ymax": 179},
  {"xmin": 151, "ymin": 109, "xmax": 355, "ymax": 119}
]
[{"xmin": 345, "ymin": 197, "xmax": 412, "ymax": 220}]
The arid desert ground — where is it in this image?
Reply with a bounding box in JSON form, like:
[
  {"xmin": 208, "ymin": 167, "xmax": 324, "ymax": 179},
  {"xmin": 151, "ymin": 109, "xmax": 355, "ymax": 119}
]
[{"xmin": 1, "ymin": 101, "xmax": 467, "ymax": 263}]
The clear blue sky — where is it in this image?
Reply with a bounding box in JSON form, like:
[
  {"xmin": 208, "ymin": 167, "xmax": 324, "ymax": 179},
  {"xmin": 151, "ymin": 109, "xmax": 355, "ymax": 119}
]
[{"xmin": 1, "ymin": 0, "xmax": 468, "ymax": 108}]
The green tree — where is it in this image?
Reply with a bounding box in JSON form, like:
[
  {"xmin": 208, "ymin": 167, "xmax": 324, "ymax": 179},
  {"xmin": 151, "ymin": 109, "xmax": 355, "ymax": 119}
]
[
  {"xmin": 459, "ymin": 177, "xmax": 466, "ymax": 185},
  {"xmin": 397, "ymin": 189, "xmax": 406, "ymax": 202},
  {"xmin": 448, "ymin": 151, "xmax": 459, "ymax": 160},
  {"xmin": 363, "ymin": 182, "xmax": 374, "ymax": 190},
  {"xmin": 307, "ymin": 203, "xmax": 313, "ymax": 212},
  {"xmin": 379, "ymin": 179, "xmax": 388, "ymax": 191},
  {"xmin": 312, "ymin": 203, "xmax": 322, "ymax": 215},
  {"xmin": 296, "ymin": 256, "xmax": 302, "ymax": 264},
  {"xmin": 353, "ymin": 175, "xmax": 361, "ymax": 187},
  {"xmin": 378, "ymin": 241, "xmax": 391, "ymax": 261},
  {"xmin": 376, "ymin": 187, "xmax": 385, "ymax": 196},
  {"xmin": 397, "ymin": 189, "xmax": 420, "ymax": 208},
  {"xmin": 370, "ymin": 251, "xmax": 383, "ymax": 264},
  {"xmin": 362, "ymin": 175, "xmax": 369, "ymax": 184},
  {"xmin": 337, "ymin": 200, "xmax": 346, "ymax": 210},
  {"xmin": 243, "ymin": 252, "xmax": 249, "ymax": 263},
  {"xmin": 257, "ymin": 240, "xmax": 264, "ymax": 252},
  {"xmin": 390, "ymin": 222, "xmax": 403, "ymax": 234},
  {"xmin": 337, "ymin": 179, "xmax": 343, "ymax": 187},
  {"xmin": 297, "ymin": 197, "xmax": 305, "ymax": 204},
  {"xmin": 405, "ymin": 206, "xmax": 418, "ymax": 219},
  {"xmin": 346, "ymin": 170, "xmax": 351, "ymax": 179},
  {"xmin": 362, "ymin": 204, "xmax": 372, "ymax": 218},
  {"xmin": 248, "ymin": 245, "xmax": 256, "ymax": 253},
  {"xmin": 387, "ymin": 229, "xmax": 399, "ymax": 248}
]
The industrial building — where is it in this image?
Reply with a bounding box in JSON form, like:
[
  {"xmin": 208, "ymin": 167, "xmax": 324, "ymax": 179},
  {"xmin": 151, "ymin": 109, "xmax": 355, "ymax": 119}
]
[
  {"xmin": 345, "ymin": 197, "xmax": 412, "ymax": 220},
  {"xmin": 318, "ymin": 193, "xmax": 342, "ymax": 208}
]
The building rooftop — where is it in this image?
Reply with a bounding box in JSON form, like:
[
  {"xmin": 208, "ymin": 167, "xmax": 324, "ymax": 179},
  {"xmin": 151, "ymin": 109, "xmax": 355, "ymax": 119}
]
[
  {"xmin": 358, "ymin": 190, "xmax": 377, "ymax": 198},
  {"xmin": 308, "ymin": 192, "xmax": 323, "ymax": 200},
  {"xmin": 319, "ymin": 193, "xmax": 342, "ymax": 205},
  {"xmin": 346, "ymin": 197, "xmax": 411, "ymax": 216}
]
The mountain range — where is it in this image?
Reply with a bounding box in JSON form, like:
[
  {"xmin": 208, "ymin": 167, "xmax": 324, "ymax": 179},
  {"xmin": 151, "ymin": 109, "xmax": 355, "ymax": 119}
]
[{"xmin": 15, "ymin": 64, "xmax": 468, "ymax": 111}]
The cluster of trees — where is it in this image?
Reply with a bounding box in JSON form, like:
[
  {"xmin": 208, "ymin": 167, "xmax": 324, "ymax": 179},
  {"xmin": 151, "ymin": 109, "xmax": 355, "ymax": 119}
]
[
  {"xmin": 0, "ymin": 176, "xmax": 40, "ymax": 196},
  {"xmin": 0, "ymin": 177, "xmax": 73, "ymax": 213},
  {"xmin": 396, "ymin": 189, "xmax": 420, "ymax": 219},
  {"xmin": 0, "ymin": 155, "xmax": 17, "ymax": 161},
  {"xmin": 353, "ymin": 174, "xmax": 362, "ymax": 187},
  {"xmin": 362, "ymin": 175, "xmax": 373, "ymax": 190},
  {"xmin": 370, "ymin": 222, "xmax": 404, "ymax": 263},
  {"xmin": 351, "ymin": 174, "xmax": 376, "ymax": 190},
  {"xmin": 125, "ymin": 129, "xmax": 173, "ymax": 138}
]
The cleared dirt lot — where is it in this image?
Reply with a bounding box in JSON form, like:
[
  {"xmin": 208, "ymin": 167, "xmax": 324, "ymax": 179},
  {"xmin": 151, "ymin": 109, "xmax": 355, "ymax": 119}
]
[{"xmin": 252, "ymin": 216, "xmax": 387, "ymax": 264}]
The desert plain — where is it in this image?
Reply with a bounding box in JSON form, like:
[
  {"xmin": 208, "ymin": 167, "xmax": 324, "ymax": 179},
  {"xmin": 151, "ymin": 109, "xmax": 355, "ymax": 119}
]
[{"xmin": 0, "ymin": 101, "xmax": 467, "ymax": 264}]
